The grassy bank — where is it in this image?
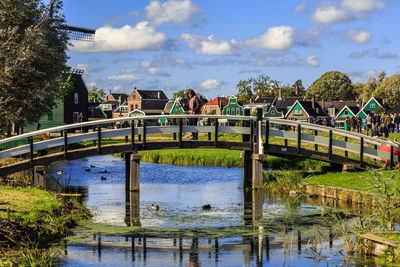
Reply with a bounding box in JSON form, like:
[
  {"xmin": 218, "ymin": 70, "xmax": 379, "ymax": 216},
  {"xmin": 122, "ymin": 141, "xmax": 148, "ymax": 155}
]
[
  {"xmin": 0, "ymin": 186, "xmax": 90, "ymax": 265},
  {"xmin": 303, "ymin": 169, "xmax": 400, "ymax": 194},
  {"xmin": 138, "ymin": 148, "xmax": 329, "ymax": 169}
]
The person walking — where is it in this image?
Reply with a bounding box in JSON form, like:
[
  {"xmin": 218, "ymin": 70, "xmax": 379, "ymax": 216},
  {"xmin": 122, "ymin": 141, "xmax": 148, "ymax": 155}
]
[
  {"xmin": 366, "ymin": 113, "xmax": 372, "ymax": 133},
  {"xmin": 186, "ymin": 89, "xmax": 201, "ymax": 140}
]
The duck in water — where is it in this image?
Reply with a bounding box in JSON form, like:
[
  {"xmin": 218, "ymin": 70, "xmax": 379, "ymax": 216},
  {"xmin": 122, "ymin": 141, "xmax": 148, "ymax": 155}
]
[{"xmin": 151, "ymin": 204, "xmax": 159, "ymax": 211}]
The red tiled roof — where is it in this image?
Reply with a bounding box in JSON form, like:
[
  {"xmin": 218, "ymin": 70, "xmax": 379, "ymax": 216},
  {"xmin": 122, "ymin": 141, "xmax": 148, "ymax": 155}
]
[{"xmin": 203, "ymin": 97, "xmax": 228, "ymax": 106}]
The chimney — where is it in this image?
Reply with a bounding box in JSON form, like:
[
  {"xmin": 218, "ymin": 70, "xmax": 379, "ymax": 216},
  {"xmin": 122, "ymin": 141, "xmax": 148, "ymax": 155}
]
[
  {"xmin": 312, "ymin": 97, "xmax": 315, "ymax": 109},
  {"xmin": 278, "ymin": 89, "xmax": 282, "ymax": 100},
  {"xmin": 321, "ymin": 99, "xmax": 325, "ymax": 110},
  {"xmin": 295, "ymin": 87, "xmax": 299, "ymax": 96},
  {"xmin": 157, "ymin": 91, "xmax": 161, "ymax": 99},
  {"xmin": 118, "ymin": 96, "xmax": 121, "ymax": 103},
  {"xmin": 382, "ymin": 99, "xmax": 385, "ymax": 105}
]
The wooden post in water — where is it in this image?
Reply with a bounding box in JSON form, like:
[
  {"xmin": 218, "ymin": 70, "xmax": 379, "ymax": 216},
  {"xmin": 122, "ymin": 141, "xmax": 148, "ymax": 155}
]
[
  {"xmin": 130, "ymin": 154, "xmax": 142, "ymax": 191},
  {"xmin": 33, "ymin": 166, "xmax": 46, "ymax": 189},
  {"xmin": 125, "ymin": 153, "xmax": 142, "ymax": 191},
  {"xmin": 125, "ymin": 152, "xmax": 132, "ymax": 191},
  {"xmin": 252, "ymin": 107, "xmax": 266, "ymax": 190}
]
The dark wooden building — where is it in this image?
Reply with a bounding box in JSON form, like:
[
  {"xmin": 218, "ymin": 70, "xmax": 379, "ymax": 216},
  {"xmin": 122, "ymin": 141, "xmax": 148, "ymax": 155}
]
[{"xmin": 64, "ymin": 69, "xmax": 89, "ymax": 124}]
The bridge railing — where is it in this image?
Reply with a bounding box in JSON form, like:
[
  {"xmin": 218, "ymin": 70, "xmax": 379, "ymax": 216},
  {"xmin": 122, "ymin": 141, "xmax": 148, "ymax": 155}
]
[
  {"xmin": 265, "ymin": 118, "xmax": 399, "ymax": 165},
  {"xmin": 0, "ymin": 113, "xmax": 398, "ymax": 168},
  {"xmin": 0, "ymin": 115, "xmax": 256, "ymax": 160}
]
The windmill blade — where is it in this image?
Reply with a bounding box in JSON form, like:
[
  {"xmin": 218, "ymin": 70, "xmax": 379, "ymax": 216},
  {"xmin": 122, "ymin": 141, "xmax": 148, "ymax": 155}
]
[{"xmin": 62, "ymin": 25, "xmax": 96, "ymax": 42}]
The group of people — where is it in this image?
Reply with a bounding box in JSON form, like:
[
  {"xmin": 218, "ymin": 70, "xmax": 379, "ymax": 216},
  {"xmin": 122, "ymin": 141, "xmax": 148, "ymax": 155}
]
[{"xmin": 344, "ymin": 113, "xmax": 400, "ymax": 138}]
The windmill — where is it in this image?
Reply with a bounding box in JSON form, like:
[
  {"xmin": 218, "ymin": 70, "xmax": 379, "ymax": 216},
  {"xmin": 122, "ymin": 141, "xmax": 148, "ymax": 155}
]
[
  {"xmin": 62, "ymin": 25, "xmax": 95, "ymax": 42},
  {"xmin": 49, "ymin": 0, "xmax": 96, "ymax": 42}
]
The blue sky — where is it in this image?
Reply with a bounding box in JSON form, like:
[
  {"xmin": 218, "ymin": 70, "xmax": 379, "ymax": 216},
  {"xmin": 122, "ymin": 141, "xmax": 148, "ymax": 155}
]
[{"xmin": 62, "ymin": 0, "xmax": 400, "ymax": 99}]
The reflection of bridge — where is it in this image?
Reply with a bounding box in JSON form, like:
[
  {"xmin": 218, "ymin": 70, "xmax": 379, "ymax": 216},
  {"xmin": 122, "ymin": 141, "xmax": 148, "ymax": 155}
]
[{"xmin": 0, "ymin": 108, "xmax": 398, "ymax": 189}]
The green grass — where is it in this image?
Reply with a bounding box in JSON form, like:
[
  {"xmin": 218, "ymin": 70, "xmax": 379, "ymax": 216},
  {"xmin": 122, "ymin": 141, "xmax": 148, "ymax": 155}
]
[
  {"xmin": 0, "ymin": 186, "xmax": 61, "ymax": 221},
  {"xmin": 304, "ymin": 169, "xmax": 400, "ymax": 194},
  {"xmin": 375, "ymin": 233, "xmax": 400, "ymax": 243},
  {"xmin": 139, "ymin": 149, "xmax": 243, "ymax": 167},
  {"xmin": 0, "ymin": 185, "xmax": 91, "ymax": 263}
]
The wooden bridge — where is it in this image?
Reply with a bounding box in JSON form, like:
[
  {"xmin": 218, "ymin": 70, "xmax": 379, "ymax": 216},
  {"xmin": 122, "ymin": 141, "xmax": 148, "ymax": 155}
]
[{"xmin": 0, "ymin": 108, "xmax": 398, "ymax": 189}]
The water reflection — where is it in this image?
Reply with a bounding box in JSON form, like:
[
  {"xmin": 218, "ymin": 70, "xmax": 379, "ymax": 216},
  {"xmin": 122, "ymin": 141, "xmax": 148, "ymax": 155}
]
[{"xmin": 49, "ymin": 155, "xmax": 353, "ymax": 266}]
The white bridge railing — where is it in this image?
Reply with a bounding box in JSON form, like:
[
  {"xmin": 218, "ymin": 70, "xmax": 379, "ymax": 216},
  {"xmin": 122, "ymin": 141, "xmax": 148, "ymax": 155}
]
[{"xmin": 0, "ymin": 114, "xmax": 398, "ymax": 167}]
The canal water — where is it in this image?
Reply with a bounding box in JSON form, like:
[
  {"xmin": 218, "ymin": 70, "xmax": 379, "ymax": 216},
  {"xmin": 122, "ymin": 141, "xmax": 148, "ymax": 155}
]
[{"xmin": 46, "ymin": 155, "xmax": 371, "ymax": 266}]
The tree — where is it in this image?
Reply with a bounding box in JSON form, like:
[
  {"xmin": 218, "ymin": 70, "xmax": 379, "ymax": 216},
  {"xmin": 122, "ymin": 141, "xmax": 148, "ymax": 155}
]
[
  {"xmin": 375, "ymin": 74, "xmax": 400, "ymax": 108},
  {"xmin": 0, "ymin": 0, "xmax": 68, "ymax": 133},
  {"xmin": 292, "ymin": 80, "xmax": 305, "ymax": 96},
  {"xmin": 172, "ymin": 89, "xmax": 205, "ymax": 100},
  {"xmin": 355, "ymin": 71, "xmax": 387, "ymax": 103},
  {"xmin": 88, "ymin": 87, "xmax": 106, "ymax": 102},
  {"xmin": 236, "ymin": 74, "xmax": 280, "ymax": 102},
  {"xmin": 305, "ymin": 71, "xmax": 355, "ymax": 101}
]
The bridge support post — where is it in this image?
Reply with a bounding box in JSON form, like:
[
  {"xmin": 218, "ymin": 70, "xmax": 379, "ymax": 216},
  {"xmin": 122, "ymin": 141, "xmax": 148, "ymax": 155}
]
[
  {"xmin": 125, "ymin": 153, "xmax": 142, "ymax": 191},
  {"xmin": 252, "ymin": 154, "xmax": 266, "ymax": 190},
  {"xmin": 33, "ymin": 166, "xmax": 46, "ymax": 189},
  {"xmin": 241, "ymin": 150, "xmax": 253, "ymax": 188}
]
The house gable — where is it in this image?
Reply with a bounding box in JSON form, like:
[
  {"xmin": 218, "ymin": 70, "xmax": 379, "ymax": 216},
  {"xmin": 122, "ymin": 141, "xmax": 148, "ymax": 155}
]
[
  {"xmin": 336, "ymin": 106, "xmax": 356, "ymax": 119},
  {"xmin": 286, "ymin": 101, "xmax": 310, "ymax": 118},
  {"xmin": 171, "ymin": 99, "xmax": 186, "ymax": 114},
  {"xmin": 362, "ymin": 97, "xmax": 382, "ymax": 112},
  {"xmin": 222, "ymin": 96, "xmax": 244, "ymax": 115},
  {"xmin": 264, "ymin": 105, "xmax": 284, "ymax": 118}
]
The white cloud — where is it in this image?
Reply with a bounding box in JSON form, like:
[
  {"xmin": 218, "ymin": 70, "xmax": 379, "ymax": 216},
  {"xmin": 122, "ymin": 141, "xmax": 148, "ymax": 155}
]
[
  {"xmin": 140, "ymin": 61, "xmax": 151, "ymax": 68},
  {"xmin": 296, "ymin": 55, "xmax": 320, "ymax": 67},
  {"xmin": 69, "ymin": 21, "xmax": 165, "ymax": 52},
  {"xmin": 121, "ymin": 67, "xmax": 170, "ymax": 77},
  {"xmin": 200, "ymin": 79, "xmax": 221, "ymax": 90},
  {"xmin": 180, "ymin": 34, "xmax": 243, "ymax": 55},
  {"xmin": 145, "ymin": 0, "xmax": 203, "ymax": 25},
  {"xmin": 292, "ymin": 2, "xmax": 307, "ymax": 13},
  {"xmin": 107, "ymin": 74, "xmax": 143, "ymax": 81},
  {"xmin": 341, "ymin": 0, "xmax": 385, "ymax": 12},
  {"xmin": 346, "ymin": 29, "xmax": 372, "ymax": 44},
  {"xmin": 75, "ymin": 63, "xmax": 105, "ymax": 74},
  {"xmin": 246, "ymin": 26, "xmax": 297, "ymax": 50},
  {"xmin": 312, "ymin": 2, "xmax": 352, "ymax": 23}
]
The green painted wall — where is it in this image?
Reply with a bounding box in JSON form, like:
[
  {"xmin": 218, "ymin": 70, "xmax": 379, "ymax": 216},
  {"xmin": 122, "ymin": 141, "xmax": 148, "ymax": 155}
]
[
  {"xmin": 337, "ymin": 107, "xmax": 354, "ymax": 118},
  {"xmin": 362, "ymin": 98, "xmax": 380, "ymax": 112},
  {"xmin": 25, "ymin": 101, "xmax": 64, "ymax": 132},
  {"xmin": 264, "ymin": 106, "xmax": 283, "ymax": 118},
  {"xmin": 222, "ymin": 97, "xmax": 243, "ymax": 115},
  {"xmin": 171, "ymin": 101, "xmax": 185, "ymax": 114}
]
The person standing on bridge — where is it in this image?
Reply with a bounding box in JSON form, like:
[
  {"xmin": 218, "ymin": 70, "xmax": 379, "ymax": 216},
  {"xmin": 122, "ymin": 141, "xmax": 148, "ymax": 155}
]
[{"xmin": 187, "ymin": 89, "xmax": 201, "ymax": 140}]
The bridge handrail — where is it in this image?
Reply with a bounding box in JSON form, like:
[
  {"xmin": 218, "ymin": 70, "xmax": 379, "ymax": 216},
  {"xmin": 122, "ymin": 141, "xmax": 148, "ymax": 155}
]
[
  {"xmin": 267, "ymin": 118, "xmax": 399, "ymax": 148},
  {"xmin": 0, "ymin": 114, "xmax": 256, "ymax": 146}
]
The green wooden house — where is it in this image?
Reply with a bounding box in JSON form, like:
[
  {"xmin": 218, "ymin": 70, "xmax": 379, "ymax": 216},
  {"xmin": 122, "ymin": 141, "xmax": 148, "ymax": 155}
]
[
  {"xmin": 335, "ymin": 105, "xmax": 359, "ymax": 129},
  {"xmin": 222, "ymin": 96, "xmax": 244, "ymax": 116},
  {"xmin": 263, "ymin": 105, "xmax": 284, "ymax": 118},
  {"xmin": 361, "ymin": 97, "xmax": 388, "ymax": 113},
  {"xmin": 24, "ymin": 100, "xmax": 64, "ymax": 132},
  {"xmin": 164, "ymin": 98, "xmax": 188, "ymax": 115}
]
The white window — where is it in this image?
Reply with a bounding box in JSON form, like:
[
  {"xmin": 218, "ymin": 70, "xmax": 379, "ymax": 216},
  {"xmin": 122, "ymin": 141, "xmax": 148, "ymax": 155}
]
[
  {"xmin": 74, "ymin": 93, "xmax": 79, "ymax": 104},
  {"xmin": 236, "ymin": 108, "xmax": 240, "ymax": 115},
  {"xmin": 231, "ymin": 108, "xmax": 235, "ymax": 115},
  {"xmin": 73, "ymin": 112, "xmax": 79, "ymax": 123},
  {"xmin": 328, "ymin": 108, "xmax": 335, "ymax": 117},
  {"xmin": 344, "ymin": 110, "xmax": 349, "ymax": 116},
  {"xmin": 370, "ymin": 103, "xmax": 376, "ymax": 108},
  {"xmin": 294, "ymin": 109, "xmax": 302, "ymax": 115},
  {"xmin": 271, "ymin": 110, "xmax": 275, "ymax": 115}
]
